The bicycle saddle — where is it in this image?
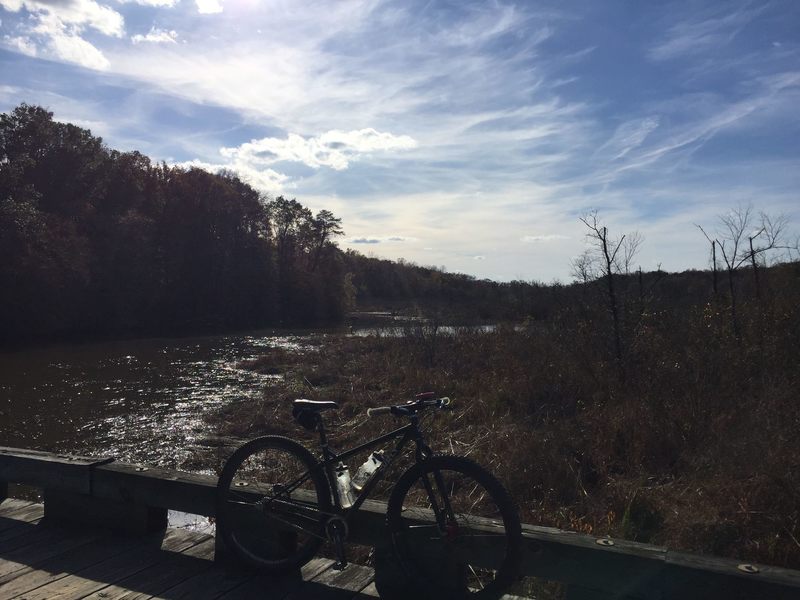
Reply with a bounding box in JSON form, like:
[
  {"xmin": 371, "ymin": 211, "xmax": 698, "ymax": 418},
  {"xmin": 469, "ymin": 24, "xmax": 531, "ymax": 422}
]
[{"xmin": 292, "ymin": 399, "xmax": 339, "ymax": 412}]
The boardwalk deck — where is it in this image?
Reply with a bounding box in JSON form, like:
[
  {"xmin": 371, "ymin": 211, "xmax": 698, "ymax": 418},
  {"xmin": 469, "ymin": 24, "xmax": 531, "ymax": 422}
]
[
  {"xmin": 3, "ymin": 447, "xmax": 800, "ymax": 599},
  {"xmin": 0, "ymin": 499, "xmax": 381, "ymax": 600}
]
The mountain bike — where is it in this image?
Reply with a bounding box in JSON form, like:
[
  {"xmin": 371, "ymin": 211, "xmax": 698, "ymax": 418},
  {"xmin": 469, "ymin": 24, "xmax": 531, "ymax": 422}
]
[{"xmin": 215, "ymin": 392, "xmax": 522, "ymax": 598}]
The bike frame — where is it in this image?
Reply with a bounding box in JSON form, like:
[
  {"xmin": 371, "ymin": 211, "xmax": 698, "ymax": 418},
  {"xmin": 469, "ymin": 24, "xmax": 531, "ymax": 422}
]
[
  {"xmin": 257, "ymin": 410, "xmax": 446, "ymax": 540},
  {"xmin": 316, "ymin": 412, "xmax": 431, "ymax": 514}
]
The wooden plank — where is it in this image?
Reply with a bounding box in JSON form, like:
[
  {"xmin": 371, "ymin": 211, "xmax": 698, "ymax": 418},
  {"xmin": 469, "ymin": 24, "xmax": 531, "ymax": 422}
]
[
  {"xmin": 142, "ymin": 559, "xmax": 248, "ymax": 599},
  {"xmin": 0, "ymin": 515, "xmax": 43, "ymax": 545},
  {"xmin": 653, "ymin": 549, "xmax": 800, "ymax": 600},
  {"xmin": 0, "ymin": 526, "xmax": 103, "ymax": 583},
  {"xmin": 287, "ymin": 563, "xmax": 374, "ymax": 600},
  {"xmin": 3, "ymin": 450, "xmax": 800, "ymax": 599},
  {"xmin": 0, "ymin": 529, "xmax": 157, "ymax": 597},
  {"xmin": 9, "ymin": 528, "xmax": 205, "ymax": 600},
  {"xmin": 92, "ymin": 463, "xmax": 218, "ymax": 517},
  {"xmin": 216, "ymin": 557, "xmax": 334, "ymax": 599},
  {"xmin": 518, "ymin": 524, "xmax": 667, "ymax": 596},
  {"xmin": 0, "ymin": 499, "xmax": 37, "ymax": 516},
  {"xmin": 0, "ymin": 503, "xmax": 44, "ymax": 538},
  {"xmin": 519, "ymin": 522, "xmax": 800, "ymax": 599},
  {"xmin": 132, "ymin": 536, "xmax": 271, "ymax": 600},
  {"xmin": 0, "ymin": 447, "xmax": 112, "ymax": 495},
  {"xmin": 0, "ymin": 520, "xmax": 92, "ymax": 557},
  {"xmin": 0, "ymin": 502, "xmax": 43, "ymax": 522},
  {"xmin": 357, "ymin": 582, "xmax": 380, "ymax": 598},
  {"xmin": 79, "ymin": 537, "xmax": 217, "ymax": 600}
]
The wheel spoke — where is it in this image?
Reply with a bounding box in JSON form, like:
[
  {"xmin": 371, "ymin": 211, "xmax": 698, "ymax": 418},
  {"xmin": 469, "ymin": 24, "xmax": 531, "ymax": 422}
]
[
  {"xmin": 386, "ymin": 456, "xmax": 521, "ymax": 597},
  {"xmin": 217, "ymin": 436, "xmax": 331, "ymax": 572}
]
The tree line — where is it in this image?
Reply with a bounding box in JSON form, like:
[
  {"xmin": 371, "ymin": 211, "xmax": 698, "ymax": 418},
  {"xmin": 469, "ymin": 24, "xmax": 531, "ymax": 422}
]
[
  {"xmin": 3, "ymin": 103, "xmax": 797, "ymax": 347},
  {"xmin": 0, "ymin": 104, "xmax": 352, "ymax": 344},
  {"xmin": 0, "ymin": 104, "xmax": 542, "ymax": 345}
]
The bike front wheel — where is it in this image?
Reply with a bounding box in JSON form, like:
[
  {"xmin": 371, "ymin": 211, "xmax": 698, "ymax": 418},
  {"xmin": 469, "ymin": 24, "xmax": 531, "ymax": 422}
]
[
  {"xmin": 216, "ymin": 435, "xmax": 332, "ymax": 573},
  {"xmin": 386, "ymin": 455, "xmax": 523, "ymax": 599}
]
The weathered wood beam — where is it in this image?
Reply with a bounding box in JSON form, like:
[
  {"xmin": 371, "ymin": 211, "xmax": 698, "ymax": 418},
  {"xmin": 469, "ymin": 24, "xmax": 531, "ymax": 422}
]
[
  {"xmin": 1, "ymin": 446, "xmax": 799, "ymax": 599},
  {"xmin": 91, "ymin": 462, "xmax": 218, "ymax": 517},
  {"xmin": 0, "ymin": 447, "xmax": 113, "ymax": 495}
]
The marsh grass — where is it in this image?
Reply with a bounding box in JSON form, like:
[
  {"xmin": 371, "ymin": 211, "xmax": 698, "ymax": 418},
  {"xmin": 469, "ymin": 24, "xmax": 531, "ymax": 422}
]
[{"xmin": 208, "ymin": 264, "xmax": 800, "ymax": 569}]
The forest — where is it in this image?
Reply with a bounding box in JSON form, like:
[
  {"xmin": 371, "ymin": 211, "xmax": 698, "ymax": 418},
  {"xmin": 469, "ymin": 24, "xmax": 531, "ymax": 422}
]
[{"xmin": 0, "ymin": 104, "xmax": 538, "ymax": 346}]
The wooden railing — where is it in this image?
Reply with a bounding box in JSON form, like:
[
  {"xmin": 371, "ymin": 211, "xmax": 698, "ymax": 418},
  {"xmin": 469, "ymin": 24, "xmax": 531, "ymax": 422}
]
[{"xmin": 1, "ymin": 446, "xmax": 799, "ymax": 599}]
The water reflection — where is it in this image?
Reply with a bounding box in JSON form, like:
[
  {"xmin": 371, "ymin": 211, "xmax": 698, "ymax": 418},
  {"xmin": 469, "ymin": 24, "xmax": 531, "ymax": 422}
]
[{"xmin": 0, "ymin": 329, "xmax": 332, "ymax": 470}]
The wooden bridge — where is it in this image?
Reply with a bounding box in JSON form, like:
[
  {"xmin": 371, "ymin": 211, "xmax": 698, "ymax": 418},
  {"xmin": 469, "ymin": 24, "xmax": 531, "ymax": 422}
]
[
  {"xmin": 0, "ymin": 497, "xmax": 382, "ymax": 599},
  {"xmin": 1, "ymin": 446, "xmax": 799, "ymax": 599}
]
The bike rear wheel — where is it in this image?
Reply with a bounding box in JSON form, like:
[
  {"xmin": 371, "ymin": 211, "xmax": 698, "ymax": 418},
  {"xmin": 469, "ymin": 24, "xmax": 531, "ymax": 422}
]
[
  {"xmin": 216, "ymin": 435, "xmax": 331, "ymax": 573},
  {"xmin": 386, "ymin": 455, "xmax": 522, "ymax": 599}
]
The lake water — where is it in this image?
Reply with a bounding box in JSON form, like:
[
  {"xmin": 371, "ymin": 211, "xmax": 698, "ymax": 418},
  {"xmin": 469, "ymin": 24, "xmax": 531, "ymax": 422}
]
[
  {"xmin": 0, "ymin": 330, "xmax": 335, "ymax": 470},
  {"xmin": 0, "ymin": 323, "xmax": 493, "ymax": 468},
  {"xmin": 0, "ymin": 329, "xmax": 349, "ymax": 531},
  {"xmin": 0, "ymin": 323, "xmax": 492, "ymax": 529}
]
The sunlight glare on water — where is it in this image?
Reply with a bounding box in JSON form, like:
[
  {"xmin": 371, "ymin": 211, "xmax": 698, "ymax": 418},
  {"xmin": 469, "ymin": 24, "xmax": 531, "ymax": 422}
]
[{"xmin": 0, "ymin": 330, "xmax": 326, "ymax": 471}]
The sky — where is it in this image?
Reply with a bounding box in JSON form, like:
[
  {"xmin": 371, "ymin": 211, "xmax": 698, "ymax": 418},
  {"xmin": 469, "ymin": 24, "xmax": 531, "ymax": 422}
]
[{"xmin": 1, "ymin": 0, "xmax": 798, "ymax": 282}]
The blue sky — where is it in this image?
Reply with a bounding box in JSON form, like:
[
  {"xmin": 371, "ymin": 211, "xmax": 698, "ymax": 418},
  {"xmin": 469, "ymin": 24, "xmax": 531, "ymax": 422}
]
[{"xmin": 1, "ymin": 0, "xmax": 798, "ymax": 281}]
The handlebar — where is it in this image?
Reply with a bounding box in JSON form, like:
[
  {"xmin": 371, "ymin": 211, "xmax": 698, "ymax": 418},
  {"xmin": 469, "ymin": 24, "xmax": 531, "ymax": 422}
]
[{"xmin": 367, "ymin": 395, "xmax": 452, "ymax": 418}]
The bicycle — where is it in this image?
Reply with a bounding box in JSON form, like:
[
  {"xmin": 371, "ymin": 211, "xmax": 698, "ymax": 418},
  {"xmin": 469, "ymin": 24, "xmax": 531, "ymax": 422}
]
[{"xmin": 216, "ymin": 392, "xmax": 523, "ymax": 598}]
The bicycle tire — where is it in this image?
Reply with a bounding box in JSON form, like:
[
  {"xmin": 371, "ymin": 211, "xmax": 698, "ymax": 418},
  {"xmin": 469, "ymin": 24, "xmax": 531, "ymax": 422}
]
[
  {"xmin": 216, "ymin": 435, "xmax": 332, "ymax": 573},
  {"xmin": 386, "ymin": 455, "xmax": 523, "ymax": 599}
]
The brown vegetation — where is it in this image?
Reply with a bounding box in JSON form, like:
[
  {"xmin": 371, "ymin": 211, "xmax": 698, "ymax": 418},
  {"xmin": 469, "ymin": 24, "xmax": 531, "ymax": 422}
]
[{"xmin": 211, "ymin": 261, "xmax": 800, "ymax": 569}]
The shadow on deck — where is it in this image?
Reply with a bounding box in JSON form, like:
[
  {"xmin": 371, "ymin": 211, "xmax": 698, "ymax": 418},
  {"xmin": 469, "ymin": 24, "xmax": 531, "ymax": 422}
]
[{"xmin": 0, "ymin": 499, "xmax": 380, "ymax": 600}]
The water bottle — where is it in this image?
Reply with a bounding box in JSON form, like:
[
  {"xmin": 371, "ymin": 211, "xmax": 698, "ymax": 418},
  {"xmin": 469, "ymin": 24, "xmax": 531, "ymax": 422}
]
[
  {"xmin": 335, "ymin": 463, "xmax": 355, "ymax": 508},
  {"xmin": 351, "ymin": 451, "xmax": 384, "ymax": 492}
]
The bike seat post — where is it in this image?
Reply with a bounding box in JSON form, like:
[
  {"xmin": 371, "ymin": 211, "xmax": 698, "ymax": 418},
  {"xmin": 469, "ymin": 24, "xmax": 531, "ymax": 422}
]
[{"xmin": 316, "ymin": 413, "xmax": 329, "ymax": 449}]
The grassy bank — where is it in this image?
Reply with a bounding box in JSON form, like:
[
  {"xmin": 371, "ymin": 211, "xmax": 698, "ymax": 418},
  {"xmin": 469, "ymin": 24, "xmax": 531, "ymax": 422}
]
[{"xmin": 208, "ymin": 265, "xmax": 800, "ymax": 570}]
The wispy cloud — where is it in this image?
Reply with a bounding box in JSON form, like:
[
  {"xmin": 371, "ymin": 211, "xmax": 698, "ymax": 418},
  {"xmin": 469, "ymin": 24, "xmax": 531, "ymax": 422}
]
[
  {"xmin": 649, "ymin": 4, "xmax": 765, "ymax": 61},
  {"xmin": 131, "ymin": 28, "xmax": 178, "ymax": 44},
  {"xmin": 521, "ymin": 235, "xmax": 570, "ymax": 243},
  {"xmin": 3, "ymin": 35, "xmax": 37, "ymax": 56},
  {"xmin": 220, "ymin": 129, "xmax": 417, "ymax": 172},
  {"xmin": 174, "ymin": 159, "xmax": 290, "ymax": 194},
  {"xmin": 120, "ymin": 0, "xmax": 178, "ymax": 6},
  {"xmin": 348, "ymin": 237, "xmax": 381, "ymax": 244},
  {"xmin": 346, "ymin": 235, "xmax": 416, "ymax": 244},
  {"xmin": 1, "ymin": 0, "xmax": 797, "ymax": 281},
  {"xmin": 610, "ymin": 72, "xmax": 800, "ymax": 176},
  {"xmin": 0, "ymin": 0, "xmax": 124, "ymax": 37},
  {"xmin": 596, "ymin": 117, "xmax": 660, "ymax": 160},
  {"xmin": 195, "ymin": 0, "xmax": 223, "ymax": 14},
  {"xmin": 0, "ymin": 0, "xmax": 123, "ymax": 69}
]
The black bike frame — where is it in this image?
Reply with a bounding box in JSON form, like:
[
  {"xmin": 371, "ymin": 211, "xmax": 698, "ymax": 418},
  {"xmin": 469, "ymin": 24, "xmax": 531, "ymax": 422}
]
[{"xmin": 316, "ymin": 413, "xmax": 431, "ymax": 514}]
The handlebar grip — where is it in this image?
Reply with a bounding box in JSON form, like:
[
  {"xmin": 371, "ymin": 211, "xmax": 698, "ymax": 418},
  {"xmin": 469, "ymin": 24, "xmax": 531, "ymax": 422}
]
[{"xmin": 367, "ymin": 406, "xmax": 393, "ymax": 417}]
